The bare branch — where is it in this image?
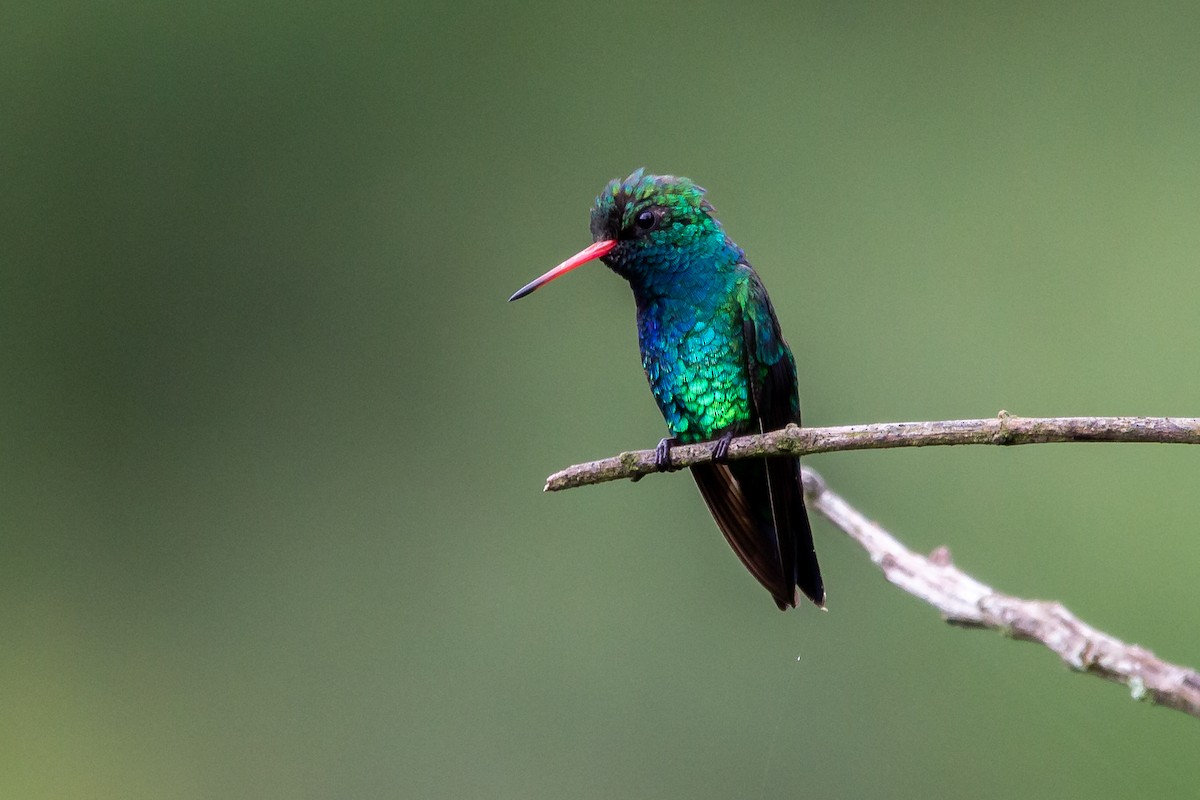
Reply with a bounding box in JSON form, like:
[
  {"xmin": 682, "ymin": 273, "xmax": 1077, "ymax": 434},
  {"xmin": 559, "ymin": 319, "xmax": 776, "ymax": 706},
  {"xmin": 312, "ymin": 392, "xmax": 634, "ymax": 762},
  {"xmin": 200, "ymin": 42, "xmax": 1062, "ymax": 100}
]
[
  {"xmin": 801, "ymin": 467, "xmax": 1200, "ymax": 720},
  {"xmin": 536, "ymin": 414, "xmax": 1200, "ymax": 718},
  {"xmin": 544, "ymin": 415, "xmax": 1200, "ymax": 492}
]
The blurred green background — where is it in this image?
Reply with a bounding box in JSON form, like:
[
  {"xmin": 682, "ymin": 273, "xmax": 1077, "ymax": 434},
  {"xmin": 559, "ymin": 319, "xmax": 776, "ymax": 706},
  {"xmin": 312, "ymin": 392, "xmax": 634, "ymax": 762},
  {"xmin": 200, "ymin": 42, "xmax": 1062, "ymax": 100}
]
[{"xmin": 3, "ymin": 1, "xmax": 1198, "ymax": 797}]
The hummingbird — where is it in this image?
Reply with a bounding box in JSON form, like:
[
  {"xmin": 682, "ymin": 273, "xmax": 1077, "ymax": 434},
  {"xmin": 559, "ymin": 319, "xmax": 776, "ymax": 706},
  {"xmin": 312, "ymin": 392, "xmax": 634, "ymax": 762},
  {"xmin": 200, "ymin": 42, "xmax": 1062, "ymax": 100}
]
[{"xmin": 509, "ymin": 170, "xmax": 823, "ymax": 610}]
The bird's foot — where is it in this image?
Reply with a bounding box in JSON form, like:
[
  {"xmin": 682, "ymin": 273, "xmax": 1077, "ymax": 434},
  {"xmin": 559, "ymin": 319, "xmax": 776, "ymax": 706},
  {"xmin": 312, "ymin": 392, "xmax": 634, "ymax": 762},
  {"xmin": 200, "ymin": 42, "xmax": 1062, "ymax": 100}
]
[
  {"xmin": 711, "ymin": 431, "xmax": 735, "ymax": 463},
  {"xmin": 655, "ymin": 436, "xmax": 679, "ymax": 471},
  {"xmin": 631, "ymin": 437, "xmax": 680, "ymax": 483}
]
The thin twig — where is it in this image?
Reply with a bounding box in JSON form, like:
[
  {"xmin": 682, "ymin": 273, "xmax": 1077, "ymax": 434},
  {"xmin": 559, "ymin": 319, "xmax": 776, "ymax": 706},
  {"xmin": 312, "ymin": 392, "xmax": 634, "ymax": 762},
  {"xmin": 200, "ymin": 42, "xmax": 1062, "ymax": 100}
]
[
  {"xmin": 543, "ymin": 414, "xmax": 1200, "ymax": 492},
  {"xmin": 800, "ymin": 467, "xmax": 1200, "ymax": 720}
]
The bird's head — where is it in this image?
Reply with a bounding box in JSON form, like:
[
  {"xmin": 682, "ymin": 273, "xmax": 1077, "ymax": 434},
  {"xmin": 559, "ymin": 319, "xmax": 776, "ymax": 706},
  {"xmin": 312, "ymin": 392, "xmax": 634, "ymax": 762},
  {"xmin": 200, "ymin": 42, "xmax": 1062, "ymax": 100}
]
[{"xmin": 509, "ymin": 169, "xmax": 732, "ymax": 302}]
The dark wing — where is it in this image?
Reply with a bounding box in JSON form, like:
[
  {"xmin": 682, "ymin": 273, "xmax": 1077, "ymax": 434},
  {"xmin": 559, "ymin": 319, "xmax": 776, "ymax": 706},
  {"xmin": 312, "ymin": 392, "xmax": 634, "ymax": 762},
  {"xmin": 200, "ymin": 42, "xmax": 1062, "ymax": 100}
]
[
  {"xmin": 691, "ymin": 460, "xmax": 794, "ymax": 607},
  {"xmin": 738, "ymin": 268, "xmax": 824, "ymax": 608}
]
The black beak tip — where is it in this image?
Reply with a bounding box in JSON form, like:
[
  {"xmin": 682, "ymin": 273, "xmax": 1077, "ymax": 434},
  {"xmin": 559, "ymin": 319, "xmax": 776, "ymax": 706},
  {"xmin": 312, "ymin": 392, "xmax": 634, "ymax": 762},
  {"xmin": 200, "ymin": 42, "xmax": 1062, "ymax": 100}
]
[{"xmin": 508, "ymin": 284, "xmax": 535, "ymax": 302}]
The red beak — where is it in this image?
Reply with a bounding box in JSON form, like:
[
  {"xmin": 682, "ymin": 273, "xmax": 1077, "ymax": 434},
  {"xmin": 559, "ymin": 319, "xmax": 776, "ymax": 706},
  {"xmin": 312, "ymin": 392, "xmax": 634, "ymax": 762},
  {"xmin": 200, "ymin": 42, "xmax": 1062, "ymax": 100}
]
[{"xmin": 508, "ymin": 239, "xmax": 618, "ymax": 302}]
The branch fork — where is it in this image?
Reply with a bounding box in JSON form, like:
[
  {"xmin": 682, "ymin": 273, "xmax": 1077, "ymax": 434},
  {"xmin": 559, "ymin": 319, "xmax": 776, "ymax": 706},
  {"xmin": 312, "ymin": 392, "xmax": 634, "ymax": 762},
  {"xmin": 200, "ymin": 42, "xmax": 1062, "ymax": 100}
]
[{"xmin": 540, "ymin": 414, "xmax": 1200, "ymax": 719}]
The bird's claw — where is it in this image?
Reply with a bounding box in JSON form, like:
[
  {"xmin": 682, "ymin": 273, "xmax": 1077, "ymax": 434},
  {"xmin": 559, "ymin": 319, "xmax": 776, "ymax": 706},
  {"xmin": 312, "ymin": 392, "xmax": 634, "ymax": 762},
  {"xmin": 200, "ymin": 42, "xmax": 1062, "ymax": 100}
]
[
  {"xmin": 711, "ymin": 431, "xmax": 734, "ymax": 462},
  {"xmin": 631, "ymin": 437, "xmax": 680, "ymax": 483},
  {"xmin": 654, "ymin": 437, "xmax": 679, "ymax": 471}
]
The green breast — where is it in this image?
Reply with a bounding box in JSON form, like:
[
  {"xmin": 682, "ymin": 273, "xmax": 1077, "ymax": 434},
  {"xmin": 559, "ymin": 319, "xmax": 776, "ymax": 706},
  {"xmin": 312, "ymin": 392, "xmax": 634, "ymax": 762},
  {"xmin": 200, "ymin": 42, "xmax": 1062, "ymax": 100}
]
[{"xmin": 637, "ymin": 292, "xmax": 754, "ymax": 443}]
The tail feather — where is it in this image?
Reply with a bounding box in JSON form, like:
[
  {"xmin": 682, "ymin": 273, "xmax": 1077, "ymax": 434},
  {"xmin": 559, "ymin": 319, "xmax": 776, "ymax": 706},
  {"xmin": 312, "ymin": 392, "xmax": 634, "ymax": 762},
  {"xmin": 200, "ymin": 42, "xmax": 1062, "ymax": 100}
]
[
  {"xmin": 766, "ymin": 457, "xmax": 823, "ymax": 607},
  {"xmin": 691, "ymin": 458, "xmax": 824, "ymax": 610}
]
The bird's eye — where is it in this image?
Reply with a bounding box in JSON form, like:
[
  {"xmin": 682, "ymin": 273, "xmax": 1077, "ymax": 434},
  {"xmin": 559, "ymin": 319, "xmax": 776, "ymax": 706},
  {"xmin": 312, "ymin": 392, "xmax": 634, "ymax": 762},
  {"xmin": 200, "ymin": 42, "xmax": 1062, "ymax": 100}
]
[{"xmin": 635, "ymin": 209, "xmax": 658, "ymax": 230}]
